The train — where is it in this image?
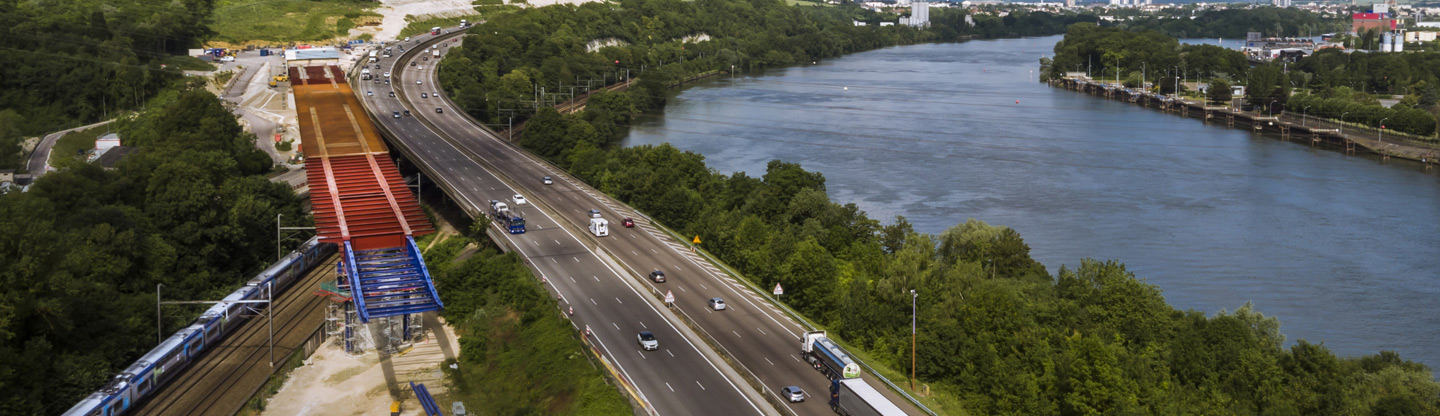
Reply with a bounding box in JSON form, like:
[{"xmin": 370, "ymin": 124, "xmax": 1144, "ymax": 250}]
[{"xmin": 63, "ymin": 237, "xmax": 336, "ymax": 416}]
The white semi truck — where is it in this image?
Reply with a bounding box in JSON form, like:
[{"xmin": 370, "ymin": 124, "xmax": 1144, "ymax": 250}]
[{"xmin": 829, "ymin": 378, "xmax": 906, "ymax": 416}]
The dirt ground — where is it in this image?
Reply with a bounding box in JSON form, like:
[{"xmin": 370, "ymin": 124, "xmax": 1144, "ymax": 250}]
[
  {"xmin": 355, "ymin": 0, "xmax": 604, "ymax": 43},
  {"xmin": 260, "ymin": 314, "xmax": 462, "ymax": 416}
]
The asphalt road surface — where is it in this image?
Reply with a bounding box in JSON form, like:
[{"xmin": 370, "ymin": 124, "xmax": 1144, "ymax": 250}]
[
  {"xmin": 355, "ymin": 29, "xmax": 772, "ymax": 416},
  {"xmin": 400, "ymin": 34, "xmax": 930, "ymax": 416}
]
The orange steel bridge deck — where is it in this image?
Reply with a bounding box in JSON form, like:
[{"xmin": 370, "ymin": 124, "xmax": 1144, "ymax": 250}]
[{"xmin": 291, "ymin": 64, "xmax": 432, "ymax": 251}]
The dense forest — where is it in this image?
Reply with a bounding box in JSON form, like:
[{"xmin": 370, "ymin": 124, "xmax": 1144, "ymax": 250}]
[
  {"xmin": 1047, "ymin": 24, "xmax": 1440, "ymax": 136},
  {"xmin": 481, "ymin": 5, "xmax": 1440, "ymax": 414},
  {"xmin": 1121, "ymin": 7, "xmax": 1345, "ymax": 39},
  {"xmin": 0, "ymin": 0, "xmax": 217, "ymax": 170},
  {"xmin": 0, "ymin": 82, "xmax": 305, "ymax": 414},
  {"xmin": 437, "ymin": 0, "xmax": 1092, "ymax": 129}
]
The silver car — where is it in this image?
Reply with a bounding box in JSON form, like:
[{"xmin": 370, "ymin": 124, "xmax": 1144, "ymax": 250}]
[
  {"xmin": 637, "ymin": 331, "xmax": 658, "ymax": 351},
  {"xmin": 781, "ymin": 386, "xmax": 804, "ymax": 402}
]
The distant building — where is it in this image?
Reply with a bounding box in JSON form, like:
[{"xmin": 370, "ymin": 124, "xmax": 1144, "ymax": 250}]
[
  {"xmin": 1273, "ymin": 0, "xmax": 1290, "ymax": 7},
  {"xmin": 94, "ymin": 146, "xmax": 138, "ymax": 170},
  {"xmin": 88, "ymin": 133, "xmax": 122, "ymax": 163},
  {"xmin": 901, "ymin": 0, "xmax": 930, "ymax": 27},
  {"xmin": 1353, "ymin": 12, "xmax": 1398, "ymax": 33}
]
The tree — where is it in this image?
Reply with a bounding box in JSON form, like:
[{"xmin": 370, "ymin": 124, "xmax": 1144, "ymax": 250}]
[{"xmin": 1208, "ymin": 79, "xmax": 1233, "ymax": 105}]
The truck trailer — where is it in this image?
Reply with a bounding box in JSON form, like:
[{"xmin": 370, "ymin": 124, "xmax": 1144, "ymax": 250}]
[
  {"xmin": 802, "ymin": 331, "xmax": 860, "ymax": 379},
  {"xmin": 489, "ymin": 201, "xmax": 526, "ymax": 234},
  {"xmin": 830, "ymin": 378, "xmax": 906, "ymax": 416}
]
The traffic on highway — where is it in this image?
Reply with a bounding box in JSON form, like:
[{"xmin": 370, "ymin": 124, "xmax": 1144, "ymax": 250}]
[{"xmin": 364, "ymin": 27, "xmax": 922, "ymax": 416}]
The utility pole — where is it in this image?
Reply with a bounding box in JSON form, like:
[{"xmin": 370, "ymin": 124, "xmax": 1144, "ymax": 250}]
[
  {"xmin": 911, "ymin": 289, "xmax": 918, "ymax": 391},
  {"xmin": 277, "ymin": 213, "xmax": 315, "ymax": 261}
]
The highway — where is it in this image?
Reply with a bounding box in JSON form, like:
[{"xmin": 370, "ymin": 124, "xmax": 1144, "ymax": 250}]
[
  {"xmin": 355, "ymin": 29, "xmax": 771, "ymax": 416},
  {"xmin": 390, "ymin": 31, "xmax": 928, "ymax": 415}
]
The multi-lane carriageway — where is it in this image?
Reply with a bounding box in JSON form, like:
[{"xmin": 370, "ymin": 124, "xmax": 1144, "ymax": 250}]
[{"xmin": 359, "ymin": 29, "xmax": 926, "ymax": 415}]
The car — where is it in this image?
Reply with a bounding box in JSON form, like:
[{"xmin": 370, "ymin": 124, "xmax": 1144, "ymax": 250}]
[
  {"xmin": 512, "ymin": 194, "xmax": 527, "ymax": 205},
  {"xmin": 421, "ymin": 93, "xmax": 428, "ymax": 98},
  {"xmin": 587, "ymin": 209, "xmax": 601, "ymax": 218},
  {"xmin": 435, "ymin": 107, "xmax": 443, "ymax": 113},
  {"xmin": 418, "ymin": 65, "xmax": 424, "ymax": 70},
  {"xmin": 416, "ymin": 80, "xmax": 422, "ymax": 85},
  {"xmin": 373, "ymin": 80, "xmax": 380, "ymax": 84},
  {"xmin": 410, "ymin": 61, "xmax": 416, "ymax": 66},
  {"xmin": 542, "ymin": 176, "xmax": 553, "ymax": 185},
  {"xmin": 366, "ymin": 90, "xmax": 373, "ymax": 96},
  {"xmin": 388, "ymin": 91, "xmax": 395, "ymax": 97},
  {"xmin": 708, "ymin": 297, "xmax": 726, "ymax": 311},
  {"xmin": 383, "ymin": 71, "xmax": 391, "ymax": 78},
  {"xmin": 403, "ymin": 110, "xmax": 411, "ymax": 116},
  {"xmin": 385, "ymin": 80, "xmax": 390, "ymax": 85},
  {"xmin": 405, "ymin": 36, "xmax": 411, "ymax": 42},
  {"xmin": 637, "ymin": 331, "xmax": 658, "ymax": 351},
  {"xmin": 392, "ymin": 111, "xmax": 400, "ymax": 118},
  {"xmin": 621, "ymin": 218, "xmax": 635, "ymax": 228},
  {"xmin": 781, "ymin": 386, "xmax": 804, "ymax": 403},
  {"xmin": 423, "ymin": 56, "xmax": 429, "ymax": 61},
  {"xmin": 648, "ymin": 270, "xmax": 666, "ymax": 283},
  {"xmin": 374, "ymin": 64, "xmax": 380, "ymax": 69}
]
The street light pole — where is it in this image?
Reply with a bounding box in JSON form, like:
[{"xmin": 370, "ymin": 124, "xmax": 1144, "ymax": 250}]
[
  {"xmin": 1269, "ymin": 100, "xmax": 1278, "ymax": 117},
  {"xmin": 1379, "ymin": 117, "xmax": 1390, "ymax": 142},
  {"xmin": 1303, "ymin": 105, "xmax": 1312, "ymax": 126},
  {"xmin": 1341, "ymin": 111, "xmax": 1350, "ymax": 135},
  {"xmin": 910, "ymin": 289, "xmax": 917, "ymax": 391},
  {"xmin": 157, "ymin": 283, "xmax": 163, "ymax": 344}
]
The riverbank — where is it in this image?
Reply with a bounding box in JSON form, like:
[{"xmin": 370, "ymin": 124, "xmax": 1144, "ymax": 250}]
[{"xmin": 1050, "ymin": 76, "xmax": 1440, "ymax": 167}]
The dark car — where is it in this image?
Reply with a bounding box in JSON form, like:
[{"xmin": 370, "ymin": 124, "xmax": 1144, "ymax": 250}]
[
  {"xmin": 621, "ymin": 218, "xmax": 635, "ymax": 228},
  {"xmin": 392, "ymin": 111, "xmax": 400, "ymax": 118},
  {"xmin": 435, "ymin": 107, "xmax": 443, "ymax": 113},
  {"xmin": 410, "ymin": 61, "xmax": 416, "ymax": 66},
  {"xmin": 421, "ymin": 93, "xmax": 428, "ymax": 98},
  {"xmin": 388, "ymin": 91, "xmax": 395, "ymax": 97},
  {"xmin": 403, "ymin": 110, "xmax": 411, "ymax": 116},
  {"xmin": 648, "ymin": 270, "xmax": 666, "ymax": 283}
]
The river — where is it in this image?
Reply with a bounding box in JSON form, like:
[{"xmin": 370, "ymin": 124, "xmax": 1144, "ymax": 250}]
[{"xmin": 622, "ymin": 35, "xmax": 1440, "ymax": 369}]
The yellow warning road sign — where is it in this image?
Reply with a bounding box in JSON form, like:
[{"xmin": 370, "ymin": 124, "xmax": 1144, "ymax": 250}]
[{"xmin": 692, "ymin": 235, "xmax": 702, "ymax": 244}]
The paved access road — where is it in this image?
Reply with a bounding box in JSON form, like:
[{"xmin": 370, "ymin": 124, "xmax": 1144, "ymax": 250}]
[
  {"xmin": 357, "ymin": 28, "xmax": 772, "ymax": 416},
  {"xmin": 26, "ymin": 119, "xmax": 113, "ymax": 178},
  {"xmin": 401, "ymin": 33, "xmax": 927, "ymax": 416}
]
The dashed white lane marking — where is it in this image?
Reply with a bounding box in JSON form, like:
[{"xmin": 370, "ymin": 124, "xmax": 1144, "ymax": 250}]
[
  {"xmin": 615, "ymin": 297, "xmax": 623, "ymax": 304},
  {"xmin": 666, "ymin": 349, "xmax": 674, "ymax": 357},
  {"xmin": 612, "ymin": 322, "xmax": 620, "ymax": 330},
  {"xmin": 732, "ymin": 330, "xmax": 741, "ymax": 338},
  {"xmin": 590, "ymin": 298, "xmax": 597, "ymax": 305},
  {"xmin": 666, "ymin": 382, "xmax": 675, "ymax": 392},
  {"xmin": 696, "ymin": 381, "xmax": 706, "ymax": 391},
  {"xmin": 791, "ymin": 355, "xmax": 801, "ymax": 362},
  {"xmin": 638, "ymin": 350, "xmax": 647, "ymax": 359},
  {"xmin": 639, "ymin": 321, "xmax": 647, "ymax": 328},
  {"xmin": 765, "ymin": 357, "xmax": 774, "ymax": 366},
  {"xmin": 568, "ymin": 276, "xmax": 576, "ymax": 283},
  {"xmin": 592, "ymin": 275, "xmax": 599, "ymax": 281}
]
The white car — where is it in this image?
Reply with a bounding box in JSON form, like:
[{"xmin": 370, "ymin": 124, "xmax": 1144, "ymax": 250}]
[
  {"xmin": 512, "ymin": 194, "xmax": 527, "ymax": 205},
  {"xmin": 542, "ymin": 176, "xmax": 553, "ymax": 185},
  {"xmin": 637, "ymin": 331, "xmax": 658, "ymax": 351},
  {"xmin": 366, "ymin": 90, "xmax": 373, "ymax": 96},
  {"xmin": 418, "ymin": 65, "xmax": 424, "ymax": 70},
  {"xmin": 383, "ymin": 72, "xmax": 391, "ymax": 78},
  {"xmin": 781, "ymin": 386, "xmax": 804, "ymax": 402},
  {"xmin": 708, "ymin": 297, "xmax": 726, "ymax": 311},
  {"xmin": 416, "ymin": 80, "xmax": 422, "ymax": 85}
]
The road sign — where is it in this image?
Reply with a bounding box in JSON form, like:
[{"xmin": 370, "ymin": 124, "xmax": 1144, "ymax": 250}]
[
  {"xmin": 692, "ymin": 235, "xmax": 702, "ymax": 244},
  {"xmin": 773, "ymin": 283, "xmax": 783, "ymax": 296},
  {"xmin": 664, "ymin": 290, "xmax": 675, "ymax": 304}
]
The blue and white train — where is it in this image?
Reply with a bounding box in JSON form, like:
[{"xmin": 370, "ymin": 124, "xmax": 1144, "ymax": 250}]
[{"xmin": 63, "ymin": 237, "xmax": 336, "ymax": 416}]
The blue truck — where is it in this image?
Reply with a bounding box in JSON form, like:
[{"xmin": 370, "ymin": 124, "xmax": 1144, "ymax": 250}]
[
  {"xmin": 802, "ymin": 330, "xmax": 861, "ymax": 379},
  {"xmin": 490, "ymin": 200, "xmax": 526, "ymax": 234}
]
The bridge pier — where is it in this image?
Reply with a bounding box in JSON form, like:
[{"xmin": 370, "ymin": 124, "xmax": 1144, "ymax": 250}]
[
  {"xmin": 1226, "ymin": 114, "xmax": 1235, "ymax": 127},
  {"xmin": 1279, "ymin": 125, "xmax": 1290, "ymax": 140},
  {"xmin": 1345, "ymin": 138, "xmax": 1356, "ymax": 154}
]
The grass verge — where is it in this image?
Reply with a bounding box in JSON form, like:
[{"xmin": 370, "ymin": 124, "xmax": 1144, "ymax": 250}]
[
  {"xmin": 49, "ymin": 125, "xmax": 111, "ymax": 170},
  {"xmin": 424, "ymin": 233, "xmax": 632, "ymax": 415},
  {"xmin": 398, "ymin": 14, "xmax": 484, "ymax": 39},
  {"xmin": 211, "ymin": 0, "xmax": 381, "ymax": 44},
  {"xmin": 162, "ymin": 55, "xmax": 217, "ymax": 71}
]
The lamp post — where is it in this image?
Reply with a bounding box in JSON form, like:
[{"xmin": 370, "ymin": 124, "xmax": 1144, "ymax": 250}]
[
  {"xmin": 1269, "ymin": 100, "xmax": 1278, "ymax": 117},
  {"xmin": 1379, "ymin": 117, "xmax": 1390, "ymax": 142},
  {"xmin": 1302, "ymin": 105, "xmax": 1312, "ymax": 126},
  {"xmin": 1341, "ymin": 111, "xmax": 1350, "ymax": 135},
  {"xmin": 1172, "ymin": 65, "xmax": 1180, "ymax": 99},
  {"xmin": 910, "ymin": 289, "xmax": 917, "ymax": 391}
]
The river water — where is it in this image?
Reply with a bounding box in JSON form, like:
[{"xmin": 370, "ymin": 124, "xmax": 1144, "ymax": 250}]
[{"xmin": 622, "ymin": 35, "xmax": 1440, "ymax": 369}]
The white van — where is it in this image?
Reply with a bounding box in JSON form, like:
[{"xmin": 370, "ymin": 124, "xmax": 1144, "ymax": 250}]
[{"xmin": 589, "ymin": 218, "xmax": 609, "ymax": 237}]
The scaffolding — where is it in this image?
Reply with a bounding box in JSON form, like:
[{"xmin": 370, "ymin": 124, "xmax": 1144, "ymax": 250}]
[{"xmin": 319, "ymin": 258, "xmax": 428, "ymax": 356}]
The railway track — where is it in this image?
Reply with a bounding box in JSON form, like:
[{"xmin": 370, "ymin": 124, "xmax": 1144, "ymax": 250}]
[{"xmin": 130, "ymin": 254, "xmax": 340, "ymax": 416}]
